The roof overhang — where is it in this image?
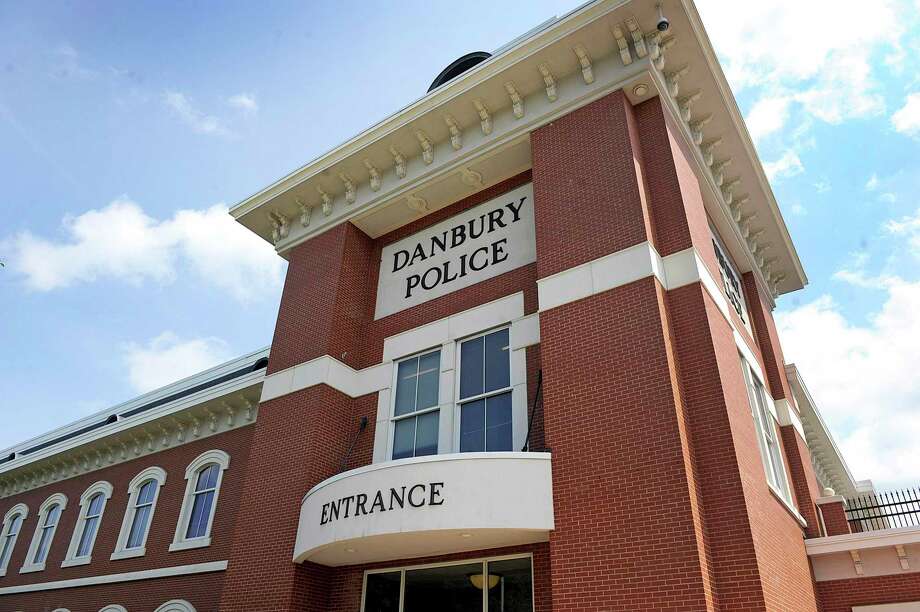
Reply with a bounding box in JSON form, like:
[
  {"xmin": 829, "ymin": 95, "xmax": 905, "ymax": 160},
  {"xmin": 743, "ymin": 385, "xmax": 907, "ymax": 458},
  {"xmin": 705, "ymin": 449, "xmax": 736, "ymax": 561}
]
[
  {"xmin": 786, "ymin": 363, "xmax": 866, "ymax": 499},
  {"xmin": 0, "ymin": 348, "xmax": 269, "ymax": 499},
  {"xmin": 231, "ymin": 0, "xmax": 806, "ymax": 298}
]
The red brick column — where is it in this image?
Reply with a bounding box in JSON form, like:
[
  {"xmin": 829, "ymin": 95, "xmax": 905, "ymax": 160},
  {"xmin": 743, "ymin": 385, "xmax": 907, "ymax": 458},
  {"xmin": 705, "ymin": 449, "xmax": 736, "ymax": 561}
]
[
  {"xmin": 532, "ymin": 90, "xmax": 819, "ymax": 611},
  {"xmin": 781, "ymin": 425, "xmax": 823, "ymax": 537},
  {"xmin": 219, "ymin": 223, "xmax": 375, "ymax": 612},
  {"xmin": 744, "ymin": 272, "xmax": 824, "ymax": 535},
  {"xmin": 532, "ymin": 90, "xmax": 714, "ymax": 611},
  {"xmin": 818, "ymin": 494, "xmax": 852, "ymax": 536}
]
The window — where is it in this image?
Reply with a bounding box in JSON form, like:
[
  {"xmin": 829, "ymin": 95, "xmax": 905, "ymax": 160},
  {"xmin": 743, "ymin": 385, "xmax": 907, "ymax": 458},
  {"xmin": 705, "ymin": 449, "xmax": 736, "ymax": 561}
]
[
  {"xmin": 21, "ymin": 493, "xmax": 67, "ymax": 573},
  {"xmin": 154, "ymin": 600, "xmax": 196, "ymax": 612},
  {"xmin": 392, "ymin": 350, "xmax": 441, "ymax": 460},
  {"xmin": 171, "ymin": 450, "xmax": 230, "ymax": 551},
  {"xmin": 374, "ymin": 295, "xmax": 532, "ymax": 464},
  {"xmin": 63, "ymin": 481, "xmax": 113, "ymax": 567},
  {"xmin": 111, "ymin": 466, "xmax": 166, "ymax": 560},
  {"xmin": 741, "ymin": 357, "xmax": 792, "ymax": 502},
  {"xmin": 712, "ymin": 234, "xmax": 748, "ymax": 324},
  {"xmin": 99, "ymin": 606, "xmax": 128, "ymax": 612},
  {"xmin": 458, "ymin": 328, "xmax": 513, "ymax": 453},
  {"xmin": 0, "ymin": 503, "xmax": 28, "ymax": 577},
  {"xmin": 362, "ymin": 555, "xmax": 533, "ymax": 612}
]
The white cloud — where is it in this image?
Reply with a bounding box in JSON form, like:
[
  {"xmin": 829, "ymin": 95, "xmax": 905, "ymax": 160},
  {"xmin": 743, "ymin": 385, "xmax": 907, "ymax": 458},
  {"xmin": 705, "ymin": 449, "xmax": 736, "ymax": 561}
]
[
  {"xmin": 777, "ymin": 214, "xmax": 920, "ymax": 489},
  {"xmin": 885, "ymin": 207, "xmax": 920, "ymax": 255},
  {"xmin": 745, "ymin": 96, "xmax": 791, "ymax": 142},
  {"xmin": 697, "ymin": 0, "xmax": 902, "ymax": 127},
  {"xmin": 123, "ymin": 332, "xmax": 232, "ymax": 393},
  {"xmin": 163, "ymin": 91, "xmax": 232, "ymax": 137},
  {"xmin": 763, "ymin": 150, "xmax": 804, "ymax": 181},
  {"xmin": 892, "ymin": 92, "xmax": 920, "ymax": 137},
  {"xmin": 814, "ymin": 179, "xmax": 831, "ymax": 194},
  {"xmin": 227, "ymin": 93, "xmax": 258, "ymax": 114},
  {"xmin": 789, "ymin": 202, "xmax": 807, "ymax": 216},
  {"xmin": 778, "ymin": 279, "xmax": 920, "ymax": 489},
  {"xmin": 865, "ymin": 174, "xmax": 879, "ymax": 191},
  {"xmin": 7, "ymin": 198, "xmax": 283, "ymax": 302}
]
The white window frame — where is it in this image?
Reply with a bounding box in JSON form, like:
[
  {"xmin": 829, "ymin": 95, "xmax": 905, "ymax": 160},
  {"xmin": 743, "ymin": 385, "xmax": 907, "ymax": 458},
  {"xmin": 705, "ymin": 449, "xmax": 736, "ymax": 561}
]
[
  {"xmin": 170, "ymin": 449, "xmax": 230, "ymax": 552},
  {"xmin": 711, "ymin": 229, "xmax": 751, "ymax": 332},
  {"xmin": 99, "ymin": 606, "xmax": 128, "ymax": 612},
  {"xmin": 389, "ymin": 348, "xmax": 443, "ymax": 460},
  {"xmin": 111, "ymin": 466, "xmax": 166, "ymax": 561},
  {"xmin": 361, "ymin": 552, "xmax": 535, "ymax": 612},
  {"xmin": 453, "ymin": 326, "xmax": 519, "ymax": 453},
  {"xmin": 373, "ymin": 293, "xmax": 536, "ymax": 463},
  {"xmin": 154, "ymin": 600, "xmax": 196, "ymax": 612},
  {"xmin": 741, "ymin": 357, "xmax": 792, "ymax": 503},
  {"xmin": 20, "ymin": 492, "xmax": 67, "ymax": 574},
  {"xmin": 62, "ymin": 480, "xmax": 113, "ymax": 567},
  {"xmin": 0, "ymin": 502, "xmax": 28, "ymax": 577}
]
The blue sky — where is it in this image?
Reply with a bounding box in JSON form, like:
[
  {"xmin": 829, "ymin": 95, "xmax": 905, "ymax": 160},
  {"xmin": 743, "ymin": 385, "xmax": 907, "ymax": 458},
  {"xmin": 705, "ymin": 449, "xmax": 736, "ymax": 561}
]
[{"xmin": 1, "ymin": 0, "xmax": 919, "ymax": 490}]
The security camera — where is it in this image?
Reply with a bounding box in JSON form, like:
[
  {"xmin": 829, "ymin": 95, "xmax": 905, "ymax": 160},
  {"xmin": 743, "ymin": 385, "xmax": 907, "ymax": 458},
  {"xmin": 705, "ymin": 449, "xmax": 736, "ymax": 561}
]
[{"xmin": 656, "ymin": 3, "xmax": 670, "ymax": 31}]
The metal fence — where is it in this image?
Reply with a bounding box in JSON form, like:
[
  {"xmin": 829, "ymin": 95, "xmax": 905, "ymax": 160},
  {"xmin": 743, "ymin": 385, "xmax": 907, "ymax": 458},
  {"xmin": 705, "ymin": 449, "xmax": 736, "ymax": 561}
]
[{"xmin": 846, "ymin": 489, "xmax": 920, "ymax": 532}]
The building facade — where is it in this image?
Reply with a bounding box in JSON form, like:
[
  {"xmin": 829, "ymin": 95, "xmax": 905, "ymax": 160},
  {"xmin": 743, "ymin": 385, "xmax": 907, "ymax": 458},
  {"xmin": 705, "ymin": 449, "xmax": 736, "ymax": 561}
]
[{"xmin": 3, "ymin": 1, "xmax": 920, "ymax": 611}]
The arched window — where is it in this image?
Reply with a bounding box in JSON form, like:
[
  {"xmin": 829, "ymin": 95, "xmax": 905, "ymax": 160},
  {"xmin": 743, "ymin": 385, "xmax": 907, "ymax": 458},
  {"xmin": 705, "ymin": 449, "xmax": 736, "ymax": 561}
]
[
  {"xmin": 62, "ymin": 481, "xmax": 113, "ymax": 567},
  {"xmin": 21, "ymin": 493, "xmax": 67, "ymax": 573},
  {"xmin": 111, "ymin": 466, "xmax": 166, "ymax": 560},
  {"xmin": 0, "ymin": 503, "xmax": 28, "ymax": 577},
  {"xmin": 170, "ymin": 450, "xmax": 229, "ymax": 551},
  {"xmin": 99, "ymin": 605, "xmax": 128, "ymax": 612},
  {"xmin": 154, "ymin": 599, "xmax": 196, "ymax": 612}
]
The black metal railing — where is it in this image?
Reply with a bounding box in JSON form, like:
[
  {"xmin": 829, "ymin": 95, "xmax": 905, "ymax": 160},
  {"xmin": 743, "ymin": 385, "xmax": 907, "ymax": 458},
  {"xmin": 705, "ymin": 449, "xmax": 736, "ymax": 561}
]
[{"xmin": 846, "ymin": 489, "xmax": 920, "ymax": 532}]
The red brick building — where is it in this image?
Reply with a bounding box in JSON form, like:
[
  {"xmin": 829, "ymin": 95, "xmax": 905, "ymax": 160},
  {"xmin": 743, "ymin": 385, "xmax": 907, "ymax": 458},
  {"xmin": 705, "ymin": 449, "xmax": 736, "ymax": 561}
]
[{"xmin": 3, "ymin": 1, "xmax": 919, "ymax": 611}]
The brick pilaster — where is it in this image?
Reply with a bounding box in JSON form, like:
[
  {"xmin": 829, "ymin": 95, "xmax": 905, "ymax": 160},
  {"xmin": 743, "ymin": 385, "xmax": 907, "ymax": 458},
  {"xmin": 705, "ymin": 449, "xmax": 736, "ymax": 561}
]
[
  {"xmin": 818, "ymin": 495, "xmax": 852, "ymax": 536},
  {"xmin": 532, "ymin": 90, "xmax": 715, "ymax": 611},
  {"xmin": 219, "ymin": 223, "xmax": 375, "ymax": 611}
]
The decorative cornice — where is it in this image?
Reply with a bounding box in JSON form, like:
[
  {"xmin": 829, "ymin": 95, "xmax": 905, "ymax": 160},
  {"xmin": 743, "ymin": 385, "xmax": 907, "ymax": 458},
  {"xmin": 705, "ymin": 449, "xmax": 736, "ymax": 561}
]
[
  {"xmin": 0, "ymin": 395, "xmax": 258, "ymax": 500},
  {"xmin": 230, "ymin": 0, "xmax": 805, "ymax": 297}
]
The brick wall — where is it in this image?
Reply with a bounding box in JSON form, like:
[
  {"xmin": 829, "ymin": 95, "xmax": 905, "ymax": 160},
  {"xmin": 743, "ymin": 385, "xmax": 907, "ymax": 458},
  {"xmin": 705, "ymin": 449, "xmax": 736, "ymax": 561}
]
[
  {"xmin": 220, "ymin": 173, "xmax": 543, "ymax": 611},
  {"xmin": 0, "ymin": 571, "xmax": 223, "ymax": 612},
  {"xmin": 0, "ymin": 425, "xmax": 254, "ymax": 610},
  {"xmin": 781, "ymin": 425, "xmax": 823, "ymax": 538},
  {"xmin": 819, "ymin": 499, "xmax": 852, "ymax": 537},
  {"xmin": 817, "ymin": 573, "xmax": 920, "ymax": 612}
]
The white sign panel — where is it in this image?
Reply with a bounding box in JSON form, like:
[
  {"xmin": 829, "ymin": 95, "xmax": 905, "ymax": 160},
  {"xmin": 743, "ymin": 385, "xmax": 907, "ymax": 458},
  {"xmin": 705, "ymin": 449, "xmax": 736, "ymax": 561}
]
[
  {"xmin": 294, "ymin": 452, "xmax": 554, "ymax": 566},
  {"xmin": 375, "ymin": 183, "xmax": 536, "ymax": 319}
]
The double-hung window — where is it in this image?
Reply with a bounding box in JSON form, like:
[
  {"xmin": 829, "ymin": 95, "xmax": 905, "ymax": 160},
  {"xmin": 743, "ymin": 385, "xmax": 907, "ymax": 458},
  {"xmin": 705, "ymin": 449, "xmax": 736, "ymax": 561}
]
[
  {"xmin": 127, "ymin": 481, "xmax": 157, "ymax": 548},
  {"xmin": 171, "ymin": 449, "xmax": 230, "ymax": 551},
  {"xmin": 458, "ymin": 328, "xmax": 513, "ymax": 453},
  {"xmin": 392, "ymin": 350, "xmax": 441, "ymax": 460},
  {"xmin": 21, "ymin": 493, "xmax": 67, "ymax": 573},
  {"xmin": 63, "ymin": 481, "xmax": 113, "ymax": 567},
  {"xmin": 711, "ymin": 233, "xmax": 749, "ymax": 326},
  {"xmin": 112, "ymin": 466, "xmax": 166, "ymax": 560},
  {"xmin": 0, "ymin": 504, "xmax": 27, "ymax": 577},
  {"xmin": 741, "ymin": 357, "xmax": 792, "ymax": 502}
]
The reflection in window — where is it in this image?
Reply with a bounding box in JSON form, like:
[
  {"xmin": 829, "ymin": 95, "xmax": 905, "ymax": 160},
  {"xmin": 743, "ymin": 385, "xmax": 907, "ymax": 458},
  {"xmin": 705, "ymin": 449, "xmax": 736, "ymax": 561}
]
[
  {"xmin": 127, "ymin": 480, "xmax": 157, "ymax": 549},
  {"xmin": 75, "ymin": 493, "xmax": 105, "ymax": 557},
  {"xmin": 364, "ymin": 571, "xmax": 401, "ymax": 612},
  {"xmin": 0, "ymin": 512, "xmax": 24, "ymax": 572},
  {"xmin": 712, "ymin": 237, "xmax": 748, "ymax": 323},
  {"xmin": 363, "ymin": 556, "xmax": 533, "ymax": 612},
  {"xmin": 741, "ymin": 357, "xmax": 792, "ymax": 502},
  {"xmin": 459, "ymin": 328, "xmax": 512, "ymax": 452},
  {"xmin": 392, "ymin": 350, "xmax": 441, "ymax": 460},
  {"xmin": 32, "ymin": 504, "xmax": 62, "ymax": 564},
  {"xmin": 186, "ymin": 464, "xmax": 219, "ymax": 539}
]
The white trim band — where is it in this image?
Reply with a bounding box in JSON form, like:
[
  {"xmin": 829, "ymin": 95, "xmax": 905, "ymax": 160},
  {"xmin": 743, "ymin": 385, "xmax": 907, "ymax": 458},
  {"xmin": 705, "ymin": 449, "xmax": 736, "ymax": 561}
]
[{"xmin": 0, "ymin": 560, "xmax": 227, "ymax": 595}]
